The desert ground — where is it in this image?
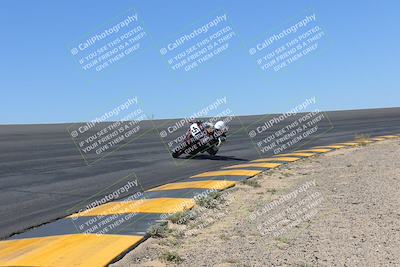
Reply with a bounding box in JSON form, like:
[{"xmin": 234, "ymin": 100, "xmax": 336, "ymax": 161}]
[{"xmin": 112, "ymin": 139, "xmax": 400, "ymax": 266}]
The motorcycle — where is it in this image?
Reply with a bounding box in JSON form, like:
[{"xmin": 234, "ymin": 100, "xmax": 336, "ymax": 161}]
[{"xmin": 171, "ymin": 121, "xmax": 227, "ymax": 158}]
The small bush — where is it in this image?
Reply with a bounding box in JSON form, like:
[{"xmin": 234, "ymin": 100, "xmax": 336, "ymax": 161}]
[
  {"xmin": 219, "ymin": 234, "xmax": 230, "ymax": 240},
  {"xmin": 147, "ymin": 223, "xmax": 169, "ymax": 238},
  {"xmin": 355, "ymin": 133, "xmax": 370, "ymax": 145},
  {"xmin": 160, "ymin": 251, "xmax": 183, "ymax": 263},
  {"xmin": 242, "ymin": 179, "xmax": 261, "ymax": 188},
  {"xmin": 195, "ymin": 191, "xmax": 222, "ymax": 209},
  {"xmin": 267, "ymin": 188, "xmax": 277, "ymax": 194},
  {"xmin": 208, "ymin": 191, "xmax": 222, "ymax": 199},
  {"xmin": 275, "ymin": 236, "xmax": 290, "ymax": 244},
  {"xmin": 168, "ymin": 210, "xmax": 196, "ymax": 224}
]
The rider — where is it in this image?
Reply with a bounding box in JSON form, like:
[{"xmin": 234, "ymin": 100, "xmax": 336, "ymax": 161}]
[{"xmin": 186, "ymin": 119, "xmax": 227, "ymax": 143}]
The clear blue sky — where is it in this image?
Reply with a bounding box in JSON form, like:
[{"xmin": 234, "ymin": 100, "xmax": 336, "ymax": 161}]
[{"xmin": 1, "ymin": 0, "xmax": 399, "ymax": 124}]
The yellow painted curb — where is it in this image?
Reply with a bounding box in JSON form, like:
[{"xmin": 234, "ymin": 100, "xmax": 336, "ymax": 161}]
[
  {"xmin": 274, "ymin": 152, "xmax": 315, "ymax": 157},
  {"xmin": 190, "ymin": 170, "xmax": 261, "ymax": 178},
  {"xmin": 222, "ymin": 163, "xmax": 281, "ymax": 169},
  {"xmin": 0, "ymin": 234, "xmax": 144, "ymax": 267},
  {"xmin": 333, "ymin": 142, "xmax": 359, "ymax": 146},
  {"xmin": 371, "ymin": 137, "xmax": 386, "ymax": 141},
  {"xmin": 68, "ymin": 198, "xmax": 195, "ymax": 217},
  {"xmin": 314, "ymin": 145, "xmax": 346, "ymax": 149},
  {"xmin": 295, "ymin": 149, "xmax": 332, "ymax": 153},
  {"xmin": 147, "ymin": 180, "xmax": 236, "ymax": 192},
  {"xmin": 377, "ymin": 135, "xmax": 399, "ymax": 139},
  {"xmin": 251, "ymin": 157, "xmax": 300, "ymax": 163},
  {"xmin": 355, "ymin": 140, "xmax": 374, "ymax": 144}
]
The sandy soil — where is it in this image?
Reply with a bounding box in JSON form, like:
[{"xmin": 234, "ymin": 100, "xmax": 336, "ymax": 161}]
[{"xmin": 112, "ymin": 139, "xmax": 400, "ymax": 267}]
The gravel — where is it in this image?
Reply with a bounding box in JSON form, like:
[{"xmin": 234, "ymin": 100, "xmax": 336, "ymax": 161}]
[{"xmin": 112, "ymin": 139, "xmax": 400, "ymax": 267}]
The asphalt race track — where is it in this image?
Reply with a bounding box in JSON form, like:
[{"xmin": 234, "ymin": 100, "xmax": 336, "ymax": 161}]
[{"xmin": 1, "ymin": 107, "xmax": 400, "ymax": 239}]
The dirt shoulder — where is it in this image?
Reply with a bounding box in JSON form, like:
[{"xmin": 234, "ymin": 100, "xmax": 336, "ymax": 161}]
[{"xmin": 112, "ymin": 139, "xmax": 400, "ymax": 267}]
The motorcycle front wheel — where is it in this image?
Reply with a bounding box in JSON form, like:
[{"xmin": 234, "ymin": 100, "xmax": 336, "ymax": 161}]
[{"xmin": 206, "ymin": 146, "xmax": 219, "ymax": 156}]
